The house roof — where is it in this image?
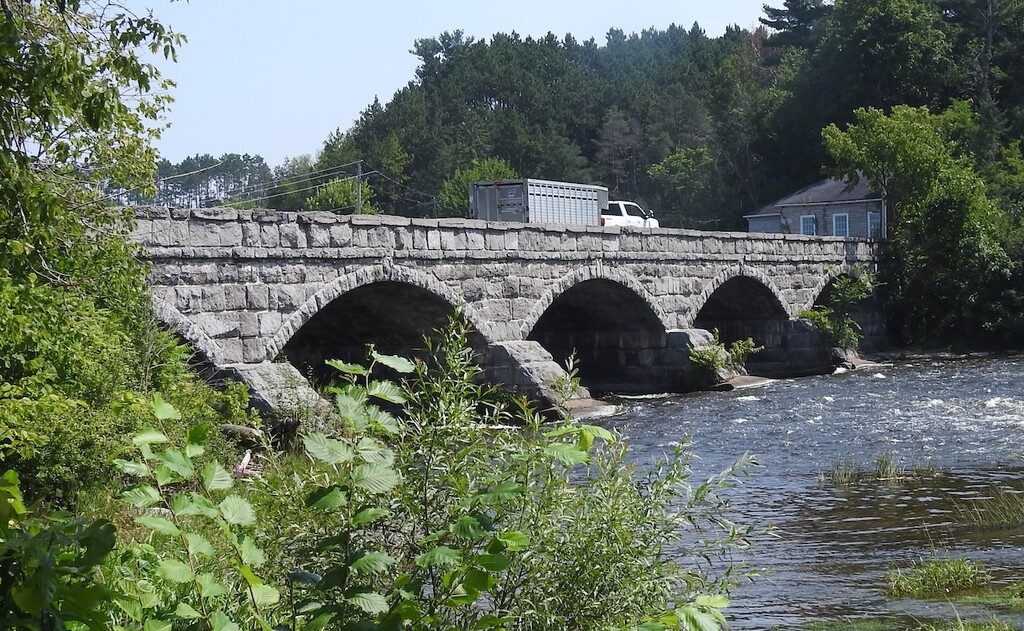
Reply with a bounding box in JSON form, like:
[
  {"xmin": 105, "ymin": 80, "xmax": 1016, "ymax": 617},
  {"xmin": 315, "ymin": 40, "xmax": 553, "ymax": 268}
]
[{"xmin": 746, "ymin": 176, "xmax": 881, "ymax": 217}]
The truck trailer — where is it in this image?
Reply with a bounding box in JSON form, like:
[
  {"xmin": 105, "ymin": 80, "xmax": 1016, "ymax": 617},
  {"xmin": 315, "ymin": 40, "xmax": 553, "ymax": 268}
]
[
  {"xmin": 469, "ymin": 179, "xmax": 606, "ymax": 226},
  {"xmin": 469, "ymin": 178, "xmax": 658, "ymax": 227}
]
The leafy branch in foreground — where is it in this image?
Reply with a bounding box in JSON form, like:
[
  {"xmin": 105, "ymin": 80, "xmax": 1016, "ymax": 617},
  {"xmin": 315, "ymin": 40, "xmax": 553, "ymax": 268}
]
[{"xmin": 109, "ymin": 394, "xmax": 277, "ymax": 630}]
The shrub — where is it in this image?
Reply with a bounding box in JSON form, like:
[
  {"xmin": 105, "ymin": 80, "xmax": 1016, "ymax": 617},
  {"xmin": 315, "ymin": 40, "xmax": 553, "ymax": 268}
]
[{"xmin": 799, "ymin": 265, "xmax": 876, "ymax": 350}]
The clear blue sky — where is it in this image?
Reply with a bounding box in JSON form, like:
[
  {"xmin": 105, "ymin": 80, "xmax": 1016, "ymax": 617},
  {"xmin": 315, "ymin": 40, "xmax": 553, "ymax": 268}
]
[{"xmin": 131, "ymin": 1, "xmax": 769, "ymax": 168}]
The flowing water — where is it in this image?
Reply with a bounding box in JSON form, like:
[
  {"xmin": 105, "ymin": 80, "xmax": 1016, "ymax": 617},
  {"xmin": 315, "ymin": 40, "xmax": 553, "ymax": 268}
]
[{"xmin": 604, "ymin": 356, "xmax": 1024, "ymax": 629}]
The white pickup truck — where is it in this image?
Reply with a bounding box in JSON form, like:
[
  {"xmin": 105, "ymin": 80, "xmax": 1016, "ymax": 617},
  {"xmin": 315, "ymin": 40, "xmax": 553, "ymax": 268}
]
[{"xmin": 600, "ymin": 201, "xmax": 660, "ymax": 228}]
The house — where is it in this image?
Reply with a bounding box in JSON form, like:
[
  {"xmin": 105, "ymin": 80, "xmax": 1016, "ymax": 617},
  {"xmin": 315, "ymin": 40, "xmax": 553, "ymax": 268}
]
[{"xmin": 746, "ymin": 176, "xmax": 884, "ymax": 239}]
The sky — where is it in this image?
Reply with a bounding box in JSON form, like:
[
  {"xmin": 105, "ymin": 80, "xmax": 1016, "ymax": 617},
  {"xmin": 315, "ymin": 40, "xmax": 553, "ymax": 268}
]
[{"xmin": 130, "ymin": 1, "xmax": 770, "ymax": 168}]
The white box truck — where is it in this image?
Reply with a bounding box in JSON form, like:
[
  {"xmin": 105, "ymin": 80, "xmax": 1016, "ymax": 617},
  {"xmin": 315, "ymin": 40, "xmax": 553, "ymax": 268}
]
[{"xmin": 469, "ymin": 178, "xmax": 657, "ymax": 227}]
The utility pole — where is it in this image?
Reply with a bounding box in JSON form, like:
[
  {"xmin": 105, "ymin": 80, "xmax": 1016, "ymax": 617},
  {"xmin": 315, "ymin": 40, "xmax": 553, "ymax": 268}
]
[{"xmin": 356, "ymin": 160, "xmax": 363, "ymax": 215}]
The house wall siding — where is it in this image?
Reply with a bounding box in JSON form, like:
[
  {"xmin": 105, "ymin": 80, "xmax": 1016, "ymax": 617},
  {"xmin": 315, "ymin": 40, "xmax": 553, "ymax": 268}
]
[{"xmin": 776, "ymin": 200, "xmax": 883, "ymax": 238}]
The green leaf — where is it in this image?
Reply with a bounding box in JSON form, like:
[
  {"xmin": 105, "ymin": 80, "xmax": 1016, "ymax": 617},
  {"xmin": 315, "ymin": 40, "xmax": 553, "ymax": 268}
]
[
  {"xmin": 350, "ymin": 551, "xmax": 396, "ymax": 575},
  {"xmin": 144, "ymin": 620, "xmax": 172, "ymax": 631},
  {"xmin": 497, "ymin": 531, "xmax": 530, "ymax": 551},
  {"xmin": 250, "ymin": 584, "xmax": 280, "ymax": 606},
  {"xmin": 305, "ymin": 486, "xmax": 347, "ymax": 511},
  {"xmin": 185, "ymin": 443, "xmax": 205, "ymax": 459},
  {"xmin": 351, "ymin": 507, "xmax": 390, "ymax": 527},
  {"xmin": 475, "ymin": 553, "xmax": 510, "ymax": 571},
  {"xmin": 132, "ymin": 428, "xmax": 169, "ymax": 447},
  {"xmin": 202, "ymin": 462, "xmax": 233, "ymax": 492},
  {"xmin": 302, "ymin": 432, "xmax": 354, "ymax": 465},
  {"xmin": 113, "ymin": 458, "xmax": 149, "ymax": 477},
  {"xmin": 157, "ymin": 559, "xmax": 195, "ymax": 583},
  {"xmin": 174, "ymin": 602, "xmax": 203, "ymax": 620},
  {"xmin": 695, "ymin": 594, "xmax": 730, "ymax": 610},
  {"xmin": 335, "ymin": 394, "xmax": 369, "ymax": 432},
  {"xmin": 325, "ymin": 358, "xmax": 368, "ymax": 375},
  {"xmin": 677, "ymin": 606, "xmax": 720, "ymax": 631},
  {"xmin": 415, "ymin": 546, "xmax": 463, "ymax": 568},
  {"xmin": 135, "ymin": 515, "xmax": 180, "ymax": 536},
  {"xmin": 351, "ymin": 463, "xmax": 401, "ymax": 495},
  {"xmin": 186, "ymin": 533, "xmax": 215, "ymax": 557},
  {"xmin": 367, "ymin": 379, "xmax": 407, "ymax": 404},
  {"xmin": 121, "ymin": 485, "xmax": 161, "ymax": 509},
  {"xmin": 210, "ymin": 611, "xmax": 241, "ymax": 631},
  {"xmin": 451, "ymin": 515, "xmax": 486, "ymax": 540},
  {"xmin": 474, "ymin": 481, "xmax": 525, "ymax": 506},
  {"xmin": 238, "ymin": 536, "xmax": 266, "ymax": 567},
  {"xmin": 355, "ymin": 437, "xmax": 395, "ymax": 466},
  {"xmin": 370, "ymin": 350, "xmax": 415, "ymax": 373},
  {"xmin": 186, "ymin": 424, "xmax": 210, "ymax": 447},
  {"xmin": 366, "ymin": 405, "xmax": 401, "ymax": 434},
  {"xmin": 160, "ymin": 449, "xmax": 194, "ymax": 478},
  {"xmin": 544, "ymin": 442, "xmax": 589, "ymax": 466},
  {"xmin": 197, "ymin": 573, "xmax": 227, "ymax": 598},
  {"xmin": 462, "ymin": 568, "xmax": 495, "ymax": 592},
  {"xmin": 219, "ymin": 495, "xmax": 256, "ymax": 526},
  {"xmin": 581, "ymin": 424, "xmax": 615, "ymax": 443},
  {"xmin": 346, "ymin": 590, "xmax": 389, "ymax": 614},
  {"xmin": 151, "ymin": 393, "xmax": 181, "ymax": 421},
  {"xmin": 287, "ymin": 569, "xmax": 321, "ymax": 586},
  {"xmin": 175, "ymin": 492, "xmax": 218, "ymax": 518}
]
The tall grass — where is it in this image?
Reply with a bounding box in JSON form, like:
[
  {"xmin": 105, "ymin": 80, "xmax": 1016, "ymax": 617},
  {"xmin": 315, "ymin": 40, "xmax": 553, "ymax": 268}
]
[{"xmin": 955, "ymin": 487, "xmax": 1024, "ymax": 529}]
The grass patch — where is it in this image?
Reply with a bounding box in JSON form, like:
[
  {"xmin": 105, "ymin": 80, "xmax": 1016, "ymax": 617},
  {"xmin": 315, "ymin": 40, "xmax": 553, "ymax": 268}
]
[
  {"xmin": 955, "ymin": 486, "xmax": 1024, "ymax": 529},
  {"xmin": 914, "ymin": 621, "xmax": 1016, "ymax": 631},
  {"xmin": 875, "ymin": 451, "xmax": 906, "ymax": 481},
  {"xmin": 886, "ymin": 559, "xmax": 992, "ymax": 598},
  {"xmin": 830, "ymin": 457, "xmax": 860, "ymax": 486}
]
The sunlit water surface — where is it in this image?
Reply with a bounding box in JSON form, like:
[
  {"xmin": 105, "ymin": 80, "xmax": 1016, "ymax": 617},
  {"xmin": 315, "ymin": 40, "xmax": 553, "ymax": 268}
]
[{"xmin": 603, "ymin": 357, "xmax": 1024, "ymax": 629}]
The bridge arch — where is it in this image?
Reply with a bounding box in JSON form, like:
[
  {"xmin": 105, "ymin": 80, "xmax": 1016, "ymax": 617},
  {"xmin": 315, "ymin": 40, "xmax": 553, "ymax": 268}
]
[
  {"xmin": 265, "ymin": 265, "xmax": 493, "ymax": 381},
  {"xmin": 521, "ymin": 266, "xmax": 671, "ymax": 339},
  {"xmin": 801, "ymin": 265, "xmax": 853, "ymax": 314},
  {"xmin": 151, "ymin": 298, "xmax": 224, "ymax": 366},
  {"xmin": 522, "ymin": 266, "xmax": 671, "ymax": 394},
  {"xmin": 687, "ymin": 264, "xmax": 792, "ymax": 325}
]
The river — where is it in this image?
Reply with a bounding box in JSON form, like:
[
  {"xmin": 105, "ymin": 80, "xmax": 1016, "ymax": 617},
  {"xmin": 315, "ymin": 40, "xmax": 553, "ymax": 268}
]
[{"xmin": 603, "ymin": 356, "xmax": 1024, "ymax": 630}]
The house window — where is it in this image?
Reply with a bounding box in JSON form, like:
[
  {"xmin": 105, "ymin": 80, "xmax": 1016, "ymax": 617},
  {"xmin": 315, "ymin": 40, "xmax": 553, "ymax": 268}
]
[
  {"xmin": 833, "ymin": 213, "xmax": 849, "ymax": 237},
  {"xmin": 800, "ymin": 215, "xmax": 817, "ymax": 235},
  {"xmin": 868, "ymin": 211, "xmax": 882, "ymax": 239}
]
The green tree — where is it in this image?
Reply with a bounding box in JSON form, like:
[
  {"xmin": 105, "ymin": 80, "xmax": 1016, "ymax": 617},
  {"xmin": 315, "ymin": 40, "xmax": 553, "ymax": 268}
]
[
  {"xmin": 305, "ymin": 177, "xmax": 378, "ymax": 214},
  {"xmin": 823, "ymin": 104, "xmax": 1011, "ymax": 344},
  {"xmin": 438, "ymin": 157, "xmax": 518, "ymax": 217}
]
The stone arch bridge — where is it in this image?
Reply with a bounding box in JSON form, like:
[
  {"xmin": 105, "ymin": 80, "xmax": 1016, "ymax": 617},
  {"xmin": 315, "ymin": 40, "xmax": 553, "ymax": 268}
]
[{"xmin": 132, "ymin": 208, "xmax": 880, "ymax": 408}]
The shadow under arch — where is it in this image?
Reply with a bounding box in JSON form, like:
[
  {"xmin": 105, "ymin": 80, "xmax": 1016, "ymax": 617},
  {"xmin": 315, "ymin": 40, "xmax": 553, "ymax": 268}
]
[
  {"xmin": 524, "ymin": 269, "xmax": 670, "ymax": 394},
  {"xmin": 691, "ymin": 268, "xmax": 793, "ymax": 375},
  {"xmin": 269, "ymin": 265, "xmax": 491, "ymax": 385}
]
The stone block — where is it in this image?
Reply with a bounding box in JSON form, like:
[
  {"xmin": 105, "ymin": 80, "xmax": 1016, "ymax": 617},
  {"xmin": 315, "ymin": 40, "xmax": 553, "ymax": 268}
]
[
  {"xmin": 219, "ymin": 339, "xmax": 244, "ymax": 364},
  {"xmin": 200, "ymin": 286, "xmax": 227, "ymax": 312},
  {"xmin": 258, "ymin": 312, "xmax": 283, "ymax": 337},
  {"xmin": 440, "ymin": 230, "xmax": 467, "ymax": 251},
  {"xmin": 503, "ymin": 231, "xmax": 519, "ymax": 251},
  {"xmin": 195, "ymin": 312, "xmax": 240, "ymax": 339},
  {"xmin": 427, "ymin": 230, "xmax": 441, "ymax": 250},
  {"xmin": 279, "ymin": 223, "xmax": 307, "ymax": 248},
  {"xmin": 242, "ymin": 338, "xmax": 267, "ymax": 363},
  {"xmin": 328, "ymin": 223, "xmax": 352, "ymax": 247},
  {"xmin": 239, "ymin": 312, "xmax": 260, "ymax": 337},
  {"xmin": 466, "ymin": 231, "xmax": 485, "ymax": 251},
  {"xmin": 308, "ymin": 224, "xmax": 331, "ymax": 248},
  {"xmin": 272, "ymin": 285, "xmax": 306, "ymax": 310},
  {"xmin": 223, "ymin": 285, "xmax": 247, "ymax": 310}
]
